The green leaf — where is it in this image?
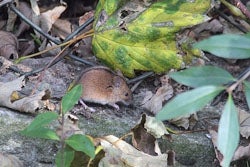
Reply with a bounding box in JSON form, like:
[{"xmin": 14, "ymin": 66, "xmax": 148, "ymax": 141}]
[
  {"xmin": 217, "ymin": 94, "xmax": 239, "ymax": 167},
  {"xmin": 194, "ymin": 34, "xmax": 250, "ymax": 59},
  {"xmin": 156, "ymin": 86, "xmax": 224, "ymax": 120},
  {"xmin": 93, "ymin": 0, "xmax": 211, "ymax": 77},
  {"xmin": 95, "ymin": 0, "xmax": 125, "ymax": 16},
  {"xmin": 170, "ymin": 66, "xmax": 236, "ymax": 88},
  {"xmin": 62, "ymin": 84, "xmax": 82, "ymax": 114},
  {"xmin": 55, "ymin": 148, "xmax": 75, "ymax": 167},
  {"xmin": 243, "ymin": 81, "xmax": 250, "ymax": 109},
  {"xmin": 20, "ymin": 112, "xmax": 59, "ymax": 140},
  {"xmin": 21, "ymin": 127, "xmax": 59, "ymax": 140},
  {"xmin": 65, "ymin": 134, "xmax": 95, "ymax": 159},
  {"xmin": 21, "ymin": 112, "xmax": 58, "ymax": 132}
]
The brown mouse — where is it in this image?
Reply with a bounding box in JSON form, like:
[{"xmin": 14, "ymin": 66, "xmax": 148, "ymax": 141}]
[{"xmin": 77, "ymin": 66, "xmax": 132, "ymax": 111}]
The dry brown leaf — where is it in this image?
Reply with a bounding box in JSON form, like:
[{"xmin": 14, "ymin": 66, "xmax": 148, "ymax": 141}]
[
  {"xmin": 0, "ymin": 56, "xmax": 32, "ymax": 74},
  {"xmin": 209, "ymin": 129, "xmax": 250, "ymax": 163},
  {"xmin": 98, "ymin": 135, "xmax": 169, "ymax": 167},
  {"xmin": 0, "ymin": 56, "xmax": 12, "ymax": 71},
  {"xmin": 79, "ymin": 10, "xmax": 95, "ymax": 26},
  {"xmin": 143, "ymin": 114, "xmax": 169, "ymax": 138},
  {"xmin": 40, "ymin": 5, "xmax": 66, "ymax": 33},
  {"xmin": 142, "ymin": 75, "xmax": 173, "ymax": 114},
  {"xmin": 0, "ymin": 76, "xmax": 49, "ymax": 113},
  {"xmin": 38, "ymin": 5, "xmax": 66, "ymax": 52},
  {"xmin": 56, "ymin": 114, "xmax": 83, "ymax": 139},
  {"xmin": 208, "ymin": 129, "xmax": 224, "ymax": 164},
  {"xmin": 131, "ymin": 114, "xmax": 169, "ymax": 155},
  {"xmin": 238, "ymin": 109, "xmax": 250, "ymax": 139},
  {"xmin": 75, "ymin": 10, "xmax": 95, "ymax": 57},
  {"xmin": 6, "ymin": 0, "xmax": 18, "ymax": 31},
  {"xmin": 0, "ymin": 152, "xmax": 23, "ymax": 167},
  {"xmin": 30, "ymin": 0, "xmax": 40, "ymax": 15},
  {"xmin": 169, "ymin": 113, "xmax": 198, "ymax": 130},
  {"xmin": 19, "ymin": 39, "xmax": 35, "ymax": 56},
  {"xmin": 52, "ymin": 19, "xmax": 75, "ymax": 39},
  {"xmin": 193, "ymin": 19, "xmax": 223, "ymax": 35},
  {"xmin": 132, "ymin": 114, "xmax": 157, "ymax": 155},
  {"xmin": 15, "ymin": 2, "xmax": 34, "ymax": 37},
  {"xmin": 0, "ymin": 31, "xmax": 18, "ymax": 59},
  {"xmin": 208, "ymin": 128, "xmax": 249, "ymax": 165},
  {"xmin": 232, "ymin": 144, "xmax": 250, "ymax": 161}
]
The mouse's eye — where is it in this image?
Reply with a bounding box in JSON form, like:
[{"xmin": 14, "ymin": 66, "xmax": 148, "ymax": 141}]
[{"xmin": 125, "ymin": 93, "xmax": 129, "ymax": 96}]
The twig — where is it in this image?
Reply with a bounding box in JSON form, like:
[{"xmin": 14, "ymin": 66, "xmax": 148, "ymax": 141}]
[
  {"xmin": 6, "ymin": 1, "xmax": 95, "ymax": 72},
  {"xmin": 8, "ymin": 2, "xmax": 61, "ymax": 44},
  {"xmin": 64, "ymin": 16, "xmax": 94, "ymax": 42},
  {"xmin": 0, "ymin": 0, "xmax": 13, "ymax": 8},
  {"xmin": 214, "ymin": 8, "xmax": 247, "ymax": 33},
  {"xmin": 127, "ymin": 71, "xmax": 154, "ymax": 84},
  {"xmin": 227, "ymin": 67, "xmax": 250, "ymax": 93},
  {"xmin": 233, "ymin": 0, "xmax": 250, "ymax": 20}
]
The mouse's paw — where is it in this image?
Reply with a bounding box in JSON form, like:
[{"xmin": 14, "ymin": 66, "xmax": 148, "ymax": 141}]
[
  {"xmin": 79, "ymin": 99, "xmax": 96, "ymax": 112},
  {"xmin": 109, "ymin": 103, "xmax": 120, "ymax": 110}
]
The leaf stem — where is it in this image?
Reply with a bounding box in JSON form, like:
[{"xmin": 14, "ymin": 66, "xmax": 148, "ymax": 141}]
[
  {"xmin": 60, "ymin": 103, "xmax": 65, "ymax": 167},
  {"xmin": 227, "ymin": 67, "xmax": 250, "ymax": 93}
]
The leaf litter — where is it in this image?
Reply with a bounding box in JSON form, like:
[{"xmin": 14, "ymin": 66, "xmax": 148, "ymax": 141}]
[{"xmin": 0, "ymin": 31, "xmax": 19, "ymax": 59}]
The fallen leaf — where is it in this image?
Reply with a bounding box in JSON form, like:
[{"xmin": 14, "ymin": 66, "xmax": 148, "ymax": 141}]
[
  {"xmin": 209, "ymin": 128, "xmax": 250, "ymax": 164},
  {"xmin": 56, "ymin": 114, "xmax": 83, "ymax": 140},
  {"xmin": 131, "ymin": 114, "xmax": 169, "ymax": 155},
  {"xmin": 40, "ymin": 5, "xmax": 67, "ymax": 33},
  {"xmin": 142, "ymin": 75, "xmax": 173, "ymax": 114},
  {"xmin": 208, "ymin": 129, "xmax": 224, "ymax": 164},
  {"xmin": 51, "ymin": 19, "xmax": 75, "ymax": 39},
  {"xmin": 6, "ymin": 1, "xmax": 18, "ymax": 31},
  {"xmin": 30, "ymin": 0, "xmax": 40, "ymax": 15},
  {"xmin": 193, "ymin": 19, "xmax": 224, "ymax": 37},
  {"xmin": 15, "ymin": 2, "xmax": 34, "ymax": 37},
  {"xmin": 0, "ymin": 152, "xmax": 23, "ymax": 167},
  {"xmin": 169, "ymin": 113, "xmax": 198, "ymax": 130},
  {"xmin": 79, "ymin": 10, "xmax": 95, "ymax": 26},
  {"xmin": 0, "ymin": 76, "xmax": 49, "ymax": 113},
  {"xmin": 143, "ymin": 114, "xmax": 169, "ymax": 138},
  {"xmin": 0, "ymin": 56, "xmax": 32, "ymax": 74},
  {"xmin": 98, "ymin": 135, "xmax": 169, "ymax": 167},
  {"xmin": 238, "ymin": 109, "xmax": 250, "ymax": 139},
  {"xmin": 19, "ymin": 39, "xmax": 35, "ymax": 56},
  {"xmin": 232, "ymin": 144, "xmax": 250, "ymax": 161},
  {"xmin": 75, "ymin": 11, "xmax": 95, "ymax": 57},
  {"xmin": 0, "ymin": 31, "xmax": 19, "ymax": 59},
  {"xmin": 132, "ymin": 114, "xmax": 157, "ymax": 155},
  {"xmin": 0, "ymin": 56, "xmax": 13, "ymax": 72}
]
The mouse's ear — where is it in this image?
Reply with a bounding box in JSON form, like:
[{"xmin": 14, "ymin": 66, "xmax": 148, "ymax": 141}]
[{"xmin": 113, "ymin": 76, "xmax": 123, "ymax": 88}]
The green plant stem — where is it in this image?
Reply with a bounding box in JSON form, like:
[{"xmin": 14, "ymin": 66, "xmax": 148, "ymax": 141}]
[
  {"xmin": 60, "ymin": 106, "xmax": 65, "ymax": 167},
  {"xmin": 227, "ymin": 67, "xmax": 250, "ymax": 93}
]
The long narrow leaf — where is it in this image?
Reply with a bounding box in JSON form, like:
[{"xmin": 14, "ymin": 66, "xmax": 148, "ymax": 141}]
[
  {"xmin": 217, "ymin": 94, "xmax": 239, "ymax": 167},
  {"xmin": 243, "ymin": 81, "xmax": 250, "ymax": 110},
  {"xmin": 170, "ymin": 66, "xmax": 235, "ymax": 87},
  {"xmin": 194, "ymin": 34, "xmax": 250, "ymax": 59},
  {"xmin": 156, "ymin": 86, "xmax": 224, "ymax": 120}
]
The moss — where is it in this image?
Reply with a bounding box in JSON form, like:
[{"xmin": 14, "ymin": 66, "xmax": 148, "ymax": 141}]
[{"xmin": 159, "ymin": 133, "xmax": 215, "ymax": 166}]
